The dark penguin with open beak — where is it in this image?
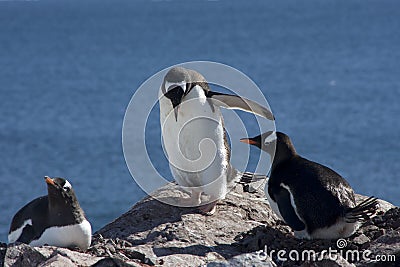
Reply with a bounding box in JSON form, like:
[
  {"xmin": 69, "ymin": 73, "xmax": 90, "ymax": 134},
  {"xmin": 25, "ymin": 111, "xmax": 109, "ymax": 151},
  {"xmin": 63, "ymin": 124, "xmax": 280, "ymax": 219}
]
[
  {"xmin": 240, "ymin": 131, "xmax": 378, "ymax": 239},
  {"xmin": 8, "ymin": 176, "xmax": 92, "ymax": 250}
]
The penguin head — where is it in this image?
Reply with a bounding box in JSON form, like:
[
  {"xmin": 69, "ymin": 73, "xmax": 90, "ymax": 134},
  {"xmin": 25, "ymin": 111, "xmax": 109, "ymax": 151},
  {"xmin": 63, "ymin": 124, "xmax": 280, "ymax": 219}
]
[
  {"xmin": 164, "ymin": 86, "xmax": 185, "ymax": 121},
  {"xmin": 240, "ymin": 131, "xmax": 277, "ymax": 156},
  {"xmin": 162, "ymin": 67, "xmax": 210, "ymax": 121},
  {"xmin": 240, "ymin": 131, "xmax": 297, "ymax": 169},
  {"xmin": 45, "ymin": 176, "xmax": 79, "ymax": 207}
]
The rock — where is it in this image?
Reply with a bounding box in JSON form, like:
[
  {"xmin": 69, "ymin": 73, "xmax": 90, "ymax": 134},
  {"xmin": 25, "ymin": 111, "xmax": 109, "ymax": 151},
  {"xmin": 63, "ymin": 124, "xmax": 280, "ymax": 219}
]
[
  {"xmin": 302, "ymin": 252, "xmax": 355, "ymax": 267},
  {"xmin": 2, "ymin": 183, "xmax": 399, "ymax": 266},
  {"xmin": 3, "ymin": 244, "xmax": 104, "ymax": 267},
  {"xmin": 360, "ymin": 230, "xmax": 400, "ymax": 266},
  {"xmin": 0, "ymin": 242, "xmax": 7, "ymax": 267},
  {"xmin": 206, "ymin": 250, "xmax": 277, "ymax": 267},
  {"xmin": 92, "ymin": 257, "xmax": 141, "ymax": 267},
  {"xmin": 353, "ymin": 234, "xmax": 370, "ymax": 247},
  {"xmin": 4, "ymin": 243, "xmax": 47, "ymax": 267},
  {"xmin": 97, "ymin": 183, "xmax": 278, "ymax": 266},
  {"xmin": 38, "ymin": 254, "xmax": 76, "ymax": 267}
]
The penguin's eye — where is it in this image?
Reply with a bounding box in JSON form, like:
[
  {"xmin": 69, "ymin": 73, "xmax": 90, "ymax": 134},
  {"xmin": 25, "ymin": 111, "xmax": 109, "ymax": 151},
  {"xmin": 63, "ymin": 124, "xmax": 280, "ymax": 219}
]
[
  {"xmin": 62, "ymin": 180, "xmax": 72, "ymax": 192},
  {"xmin": 264, "ymin": 140, "xmax": 275, "ymax": 146},
  {"xmin": 181, "ymin": 84, "xmax": 186, "ymax": 92},
  {"xmin": 165, "ymin": 81, "xmax": 186, "ymax": 93},
  {"xmin": 264, "ymin": 133, "xmax": 277, "ymax": 146}
]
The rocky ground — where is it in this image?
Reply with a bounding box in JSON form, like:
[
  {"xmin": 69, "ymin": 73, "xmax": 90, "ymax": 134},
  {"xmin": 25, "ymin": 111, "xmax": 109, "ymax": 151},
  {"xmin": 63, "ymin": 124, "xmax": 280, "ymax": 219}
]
[{"xmin": 1, "ymin": 182, "xmax": 399, "ymax": 266}]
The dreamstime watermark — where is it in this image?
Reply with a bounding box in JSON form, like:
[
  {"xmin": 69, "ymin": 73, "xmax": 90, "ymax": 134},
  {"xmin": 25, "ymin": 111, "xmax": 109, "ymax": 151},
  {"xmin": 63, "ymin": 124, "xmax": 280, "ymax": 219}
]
[
  {"xmin": 122, "ymin": 61, "xmax": 275, "ymax": 207},
  {"xmin": 255, "ymin": 239, "xmax": 396, "ymax": 263}
]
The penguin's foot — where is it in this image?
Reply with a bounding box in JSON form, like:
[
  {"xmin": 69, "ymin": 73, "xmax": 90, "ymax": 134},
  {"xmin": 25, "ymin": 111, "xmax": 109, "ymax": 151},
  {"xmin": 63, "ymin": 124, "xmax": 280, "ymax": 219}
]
[
  {"xmin": 179, "ymin": 191, "xmax": 202, "ymax": 207},
  {"xmin": 179, "ymin": 197, "xmax": 201, "ymax": 207},
  {"xmin": 198, "ymin": 200, "xmax": 218, "ymax": 216}
]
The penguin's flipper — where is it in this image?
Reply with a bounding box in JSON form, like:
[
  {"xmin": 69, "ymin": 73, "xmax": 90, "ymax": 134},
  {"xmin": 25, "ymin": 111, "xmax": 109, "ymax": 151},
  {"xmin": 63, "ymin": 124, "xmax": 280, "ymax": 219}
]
[
  {"xmin": 17, "ymin": 224, "xmax": 36, "ymax": 244},
  {"xmin": 207, "ymin": 91, "xmax": 274, "ymax": 120},
  {"xmin": 274, "ymin": 187, "xmax": 306, "ymax": 231}
]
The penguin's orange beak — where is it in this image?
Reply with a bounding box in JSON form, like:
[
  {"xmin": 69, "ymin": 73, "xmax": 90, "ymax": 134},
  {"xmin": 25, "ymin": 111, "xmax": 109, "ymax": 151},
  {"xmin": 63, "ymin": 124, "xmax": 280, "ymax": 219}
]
[
  {"xmin": 240, "ymin": 138, "xmax": 258, "ymax": 145},
  {"xmin": 45, "ymin": 176, "xmax": 55, "ymax": 186}
]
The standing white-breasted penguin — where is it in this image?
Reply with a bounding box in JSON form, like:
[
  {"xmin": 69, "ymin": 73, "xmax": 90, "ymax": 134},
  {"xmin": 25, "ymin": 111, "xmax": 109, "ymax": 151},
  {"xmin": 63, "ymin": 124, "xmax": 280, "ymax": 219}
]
[
  {"xmin": 159, "ymin": 67, "xmax": 274, "ymax": 215},
  {"xmin": 8, "ymin": 176, "xmax": 92, "ymax": 250},
  {"xmin": 240, "ymin": 131, "xmax": 378, "ymax": 239}
]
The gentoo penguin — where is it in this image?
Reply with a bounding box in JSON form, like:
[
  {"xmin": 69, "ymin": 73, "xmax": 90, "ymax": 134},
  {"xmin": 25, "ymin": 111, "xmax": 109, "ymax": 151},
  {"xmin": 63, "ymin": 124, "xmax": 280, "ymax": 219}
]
[
  {"xmin": 240, "ymin": 131, "xmax": 378, "ymax": 239},
  {"xmin": 8, "ymin": 176, "xmax": 92, "ymax": 250},
  {"xmin": 159, "ymin": 67, "xmax": 274, "ymax": 215}
]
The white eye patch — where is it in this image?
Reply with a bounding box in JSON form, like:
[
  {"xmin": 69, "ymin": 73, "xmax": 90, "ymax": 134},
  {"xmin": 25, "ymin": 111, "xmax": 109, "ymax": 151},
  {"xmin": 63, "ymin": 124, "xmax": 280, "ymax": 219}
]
[
  {"xmin": 63, "ymin": 180, "xmax": 72, "ymax": 190},
  {"xmin": 165, "ymin": 81, "xmax": 186, "ymax": 93},
  {"xmin": 264, "ymin": 132, "xmax": 277, "ymax": 146}
]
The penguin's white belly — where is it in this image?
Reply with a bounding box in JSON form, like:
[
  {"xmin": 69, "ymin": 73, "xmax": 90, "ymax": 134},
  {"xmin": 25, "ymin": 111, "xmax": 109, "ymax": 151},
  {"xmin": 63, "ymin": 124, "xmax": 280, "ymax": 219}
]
[
  {"xmin": 307, "ymin": 220, "xmax": 359, "ymax": 239},
  {"xmin": 30, "ymin": 219, "xmax": 92, "ymax": 250},
  {"xmin": 160, "ymin": 89, "xmax": 228, "ymax": 198}
]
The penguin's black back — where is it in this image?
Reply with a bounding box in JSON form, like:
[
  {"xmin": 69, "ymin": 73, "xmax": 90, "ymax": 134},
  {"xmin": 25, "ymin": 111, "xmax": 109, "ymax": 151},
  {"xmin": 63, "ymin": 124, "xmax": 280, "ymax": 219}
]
[
  {"xmin": 269, "ymin": 155, "xmax": 356, "ymax": 234},
  {"xmin": 9, "ymin": 196, "xmax": 50, "ymax": 243}
]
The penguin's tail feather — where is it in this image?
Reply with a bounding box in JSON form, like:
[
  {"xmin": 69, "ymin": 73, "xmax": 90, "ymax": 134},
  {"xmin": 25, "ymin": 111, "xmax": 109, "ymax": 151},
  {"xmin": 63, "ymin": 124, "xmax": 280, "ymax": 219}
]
[
  {"xmin": 237, "ymin": 172, "xmax": 268, "ymax": 184},
  {"xmin": 345, "ymin": 196, "xmax": 379, "ymax": 223}
]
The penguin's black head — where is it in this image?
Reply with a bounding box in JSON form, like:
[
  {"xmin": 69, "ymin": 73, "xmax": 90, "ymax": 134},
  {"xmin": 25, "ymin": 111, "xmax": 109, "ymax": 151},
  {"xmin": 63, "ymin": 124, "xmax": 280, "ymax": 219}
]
[
  {"xmin": 240, "ymin": 131, "xmax": 277, "ymax": 156},
  {"xmin": 274, "ymin": 132, "xmax": 296, "ymax": 155},
  {"xmin": 164, "ymin": 85, "xmax": 185, "ymax": 119},
  {"xmin": 45, "ymin": 176, "xmax": 78, "ymax": 206},
  {"xmin": 240, "ymin": 131, "xmax": 297, "ymax": 169},
  {"xmin": 162, "ymin": 67, "xmax": 210, "ymax": 122},
  {"xmin": 162, "ymin": 67, "xmax": 191, "ymax": 122}
]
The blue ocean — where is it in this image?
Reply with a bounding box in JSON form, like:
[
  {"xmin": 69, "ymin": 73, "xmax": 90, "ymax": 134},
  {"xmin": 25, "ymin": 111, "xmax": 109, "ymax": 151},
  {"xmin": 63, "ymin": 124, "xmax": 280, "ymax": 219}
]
[{"xmin": 0, "ymin": 0, "xmax": 399, "ymax": 242}]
